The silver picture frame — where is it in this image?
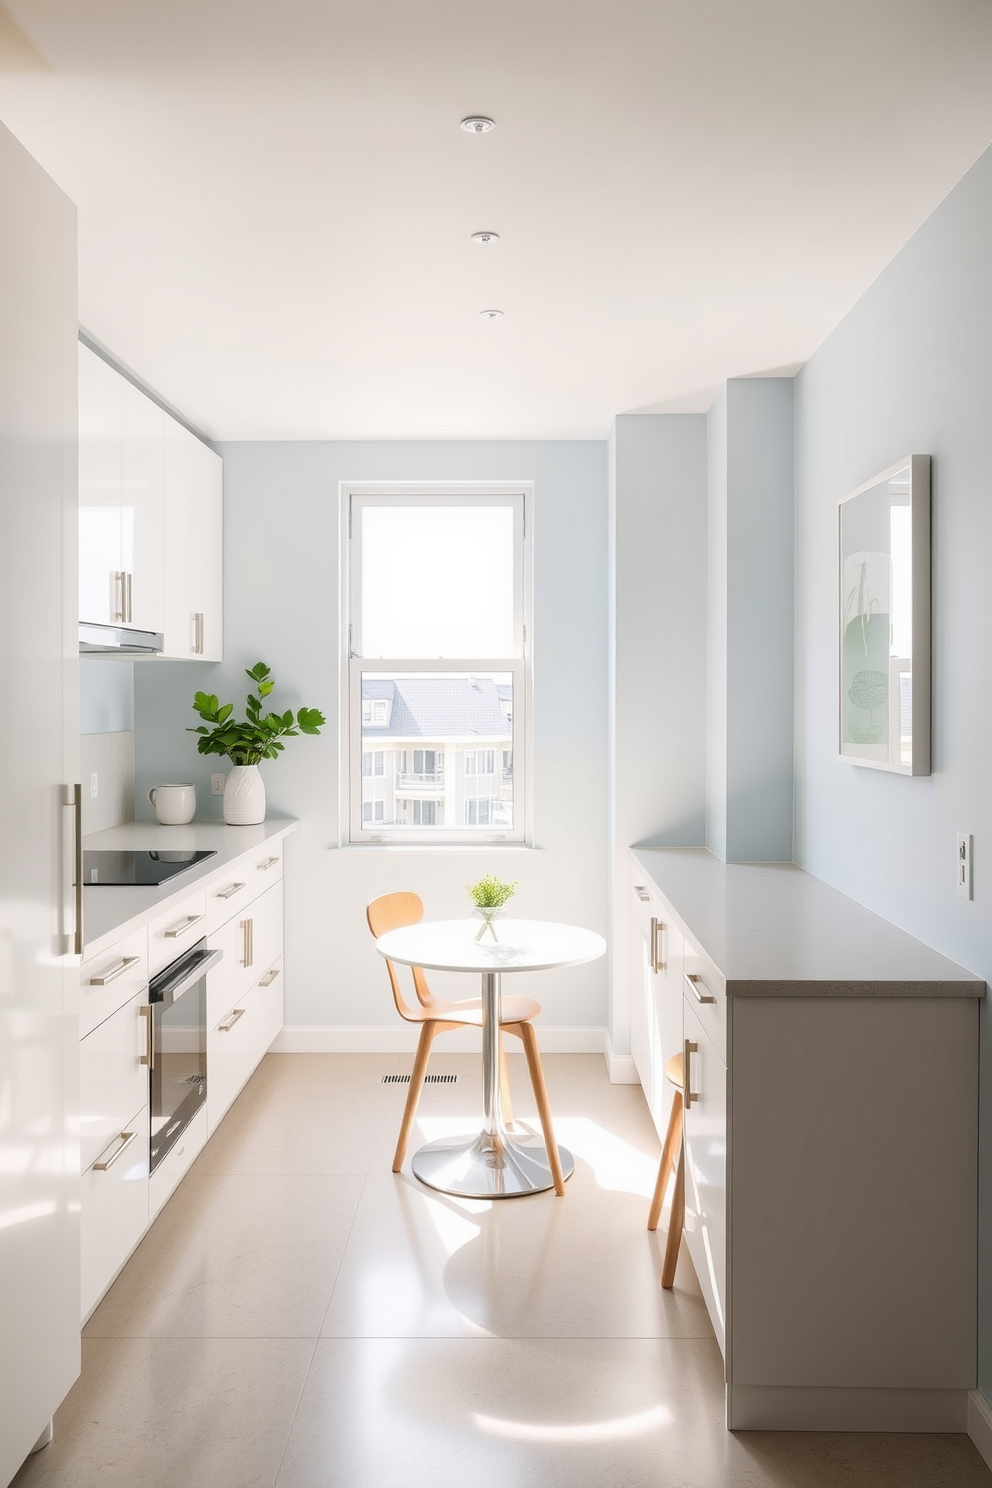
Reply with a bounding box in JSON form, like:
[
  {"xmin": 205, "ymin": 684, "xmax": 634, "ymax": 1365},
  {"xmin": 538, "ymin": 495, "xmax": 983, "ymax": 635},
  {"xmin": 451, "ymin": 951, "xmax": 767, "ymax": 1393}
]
[{"xmin": 838, "ymin": 454, "xmax": 931, "ymax": 775}]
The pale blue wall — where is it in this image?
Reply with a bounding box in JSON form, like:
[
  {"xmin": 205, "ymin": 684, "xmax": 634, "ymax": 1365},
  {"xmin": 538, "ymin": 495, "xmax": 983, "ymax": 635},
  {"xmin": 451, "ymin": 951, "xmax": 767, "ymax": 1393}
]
[
  {"xmin": 795, "ymin": 143, "xmax": 992, "ymax": 1398},
  {"xmin": 79, "ymin": 658, "xmax": 133, "ymax": 733},
  {"xmin": 134, "ymin": 440, "xmax": 610, "ymax": 1030}
]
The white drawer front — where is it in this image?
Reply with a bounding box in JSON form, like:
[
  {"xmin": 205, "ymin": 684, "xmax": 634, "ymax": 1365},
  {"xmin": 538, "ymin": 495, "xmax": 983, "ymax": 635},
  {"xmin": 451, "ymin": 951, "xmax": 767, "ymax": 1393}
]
[
  {"xmin": 205, "ymin": 870, "xmax": 255, "ymax": 936},
  {"xmin": 80, "ymin": 928, "xmax": 148, "ymax": 1040},
  {"xmin": 149, "ymin": 1105, "xmax": 207, "ymax": 1219},
  {"xmin": 148, "ymin": 886, "xmax": 208, "ymax": 975},
  {"xmin": 79, "ymin": 990, "xmax": 150, "ymax": 1173},
  {"xmin": 682, "ymin": 937, "xmax": 726, "ymax": 1063},
  {"xmin": 207, "ymin": 998, "xmax": 250, "ymax": 1134},
  {"xmin": 250, "ymin": 842, "xmax": 283, "ymax": 886},
  {"xmin": 80, "ymin": 1104, "xmax": 149, "ymax": 1321},
  {"xmin": 250, "ymin": 957, "xmax": 283, "ymax": 1070}
]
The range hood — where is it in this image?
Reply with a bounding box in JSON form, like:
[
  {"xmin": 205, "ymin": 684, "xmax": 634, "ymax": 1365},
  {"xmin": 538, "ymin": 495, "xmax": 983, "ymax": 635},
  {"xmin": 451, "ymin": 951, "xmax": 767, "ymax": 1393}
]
[{"xmin": 79, "ymin": 622, "xmax": 164, "ymax": 654}]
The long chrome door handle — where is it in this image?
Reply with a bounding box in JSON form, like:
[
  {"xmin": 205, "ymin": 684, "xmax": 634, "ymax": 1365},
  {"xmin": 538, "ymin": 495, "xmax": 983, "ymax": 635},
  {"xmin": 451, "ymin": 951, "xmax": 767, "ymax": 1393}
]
[
  {"xmin": 69, "ymin": 783, "xmax": 83, "ymax": 956},
  {"xmin": 113, "ymin": 571, "xmax": 126, "ymax": 622},
  {"xmin": 126, "ymin": 571, "xmax": 133, "ymax": 623},
  {"xmin": 89, "ymin": 955, "xmax": 140, "ymax": 986},
  {"xmin": 684, "ymin": 972, "xmax": 715, "ymax": 1004},
  {"xmin": 684, "ymin": 1039, "xmax": 699, "ymax": 1108},
  {"xmin": 93, "ymin": 1129, "xmax": 139, "ymax": 1171},
  {"xmin": 218, "ymin": 1007, "xmax": 246, "ymax": 1033},
  {"xmin": 139, "ymin": 1004, "xmax": 154, "ymax": 1067},
  {"xmin": 215, "ymin": 882, "xmax": 246, "ymax": 900},
  {"xmin": 164, "ymin": 913, "xmax": 203, "ymax": 939}
]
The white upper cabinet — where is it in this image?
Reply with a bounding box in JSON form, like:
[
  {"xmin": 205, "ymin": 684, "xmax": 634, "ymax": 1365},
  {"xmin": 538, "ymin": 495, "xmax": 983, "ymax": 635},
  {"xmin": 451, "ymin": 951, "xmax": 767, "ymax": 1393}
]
[
  {"xmin": 161, "ymin": 413, "xmax": 222, "ymax": 660},
  {"xmin": 79, "ymin": 343, "xmax": 122, "ymax": 626},
  {"xmin": 120, "ymin": 376, "xmax": 164, "ymax": 633},
  {"xmin": 80, "ymin": 344, "xmax": 165, "ymax": 635}
]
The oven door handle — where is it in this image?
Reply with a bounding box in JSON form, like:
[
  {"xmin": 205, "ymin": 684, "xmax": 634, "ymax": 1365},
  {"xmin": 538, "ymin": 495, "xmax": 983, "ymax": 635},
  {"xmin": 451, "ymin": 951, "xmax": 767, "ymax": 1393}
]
[{"xmin": 152, "ymin": 946, "xmax": 224, "ymax": 1006}]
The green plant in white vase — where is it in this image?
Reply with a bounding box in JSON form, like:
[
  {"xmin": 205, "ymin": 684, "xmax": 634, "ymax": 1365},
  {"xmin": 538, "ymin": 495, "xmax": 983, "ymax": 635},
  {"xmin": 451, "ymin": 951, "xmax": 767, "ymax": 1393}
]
[
  {"xmin": 467, "ymin": 874, "xmax": 518, "ymax": 942},
  {"xmin": 189, "ymin": 662, "xmax": 325, "ymax": 825}
]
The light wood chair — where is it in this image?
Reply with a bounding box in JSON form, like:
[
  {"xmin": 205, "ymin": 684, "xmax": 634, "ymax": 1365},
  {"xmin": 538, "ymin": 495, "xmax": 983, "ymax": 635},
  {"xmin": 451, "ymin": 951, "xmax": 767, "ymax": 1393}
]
[
  {"xmin": 647, "ymin": 1051, "xmax": 685, "ymax": 1288},
  {"xmin": 367, "ymin": 890, "xmax": 565, "ymax": 1192}
]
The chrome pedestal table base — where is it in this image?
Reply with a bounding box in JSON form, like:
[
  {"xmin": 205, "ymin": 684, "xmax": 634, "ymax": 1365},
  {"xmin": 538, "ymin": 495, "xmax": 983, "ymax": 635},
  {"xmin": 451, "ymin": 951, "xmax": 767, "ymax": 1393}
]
[{"xmin": 411, "ymin": 969, "xmax": 573, "ymax": 1199}]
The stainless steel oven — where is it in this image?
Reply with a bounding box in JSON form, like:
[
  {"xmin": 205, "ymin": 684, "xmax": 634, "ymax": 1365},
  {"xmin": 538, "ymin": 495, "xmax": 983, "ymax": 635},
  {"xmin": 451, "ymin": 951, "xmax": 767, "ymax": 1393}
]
[{"xmin": 147, "ymin": 938, "xmax": 221, "ymax": 1173}]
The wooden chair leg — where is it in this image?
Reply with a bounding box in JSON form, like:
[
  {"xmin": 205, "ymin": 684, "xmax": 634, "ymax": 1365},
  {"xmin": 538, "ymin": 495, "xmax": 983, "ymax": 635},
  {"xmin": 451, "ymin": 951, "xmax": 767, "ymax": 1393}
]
[
  {"xmin": 660, "ymin": 1135, "xmax": 685, "ymax": 1289},
  {"xmin": 515, "ymin": 1020, "xmax": 566, "ymax": 1196},
  {"xmin": 393, "ymin": 1022, "xmax": 435, "ymax": 1172},
  {"xmin": 498, "ymin": 1033, "xmax": 514, "ymax": 1128},
  {"xmin": 648, "ymin": 1089, "xmax": 683, "ymax": 1231}
]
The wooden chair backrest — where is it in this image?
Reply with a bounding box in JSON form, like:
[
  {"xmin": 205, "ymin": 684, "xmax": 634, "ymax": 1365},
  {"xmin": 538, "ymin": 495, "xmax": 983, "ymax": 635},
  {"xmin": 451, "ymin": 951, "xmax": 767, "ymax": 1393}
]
[{"xmin": 366, "ymin": 891, "xmax": 435, "ymax": 1015}]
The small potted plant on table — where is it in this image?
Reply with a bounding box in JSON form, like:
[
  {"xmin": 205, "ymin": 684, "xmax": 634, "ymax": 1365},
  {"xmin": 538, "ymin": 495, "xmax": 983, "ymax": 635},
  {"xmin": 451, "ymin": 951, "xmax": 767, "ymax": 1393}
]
[
  {"xmin": 190, "ymin": 662, "xmax": 325, "ymax": 825},
  {"xmin": 467, "ymin": 874, "xmax": 518, "ymax": 942}
]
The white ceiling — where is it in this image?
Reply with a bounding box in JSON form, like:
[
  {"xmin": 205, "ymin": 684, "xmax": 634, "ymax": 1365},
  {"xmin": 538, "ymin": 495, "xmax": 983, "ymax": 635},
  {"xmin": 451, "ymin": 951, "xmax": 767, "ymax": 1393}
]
[{"xmin": 2, "ymin": 1, "xmax": 992, "ymax": 441}]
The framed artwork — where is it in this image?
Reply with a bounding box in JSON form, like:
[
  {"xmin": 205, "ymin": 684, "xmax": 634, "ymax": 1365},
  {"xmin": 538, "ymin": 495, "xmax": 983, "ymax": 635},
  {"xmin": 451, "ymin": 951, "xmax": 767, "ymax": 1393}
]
[{"xmin": 838, "ymin": 454, "xmax": 931, "ymax": 774}]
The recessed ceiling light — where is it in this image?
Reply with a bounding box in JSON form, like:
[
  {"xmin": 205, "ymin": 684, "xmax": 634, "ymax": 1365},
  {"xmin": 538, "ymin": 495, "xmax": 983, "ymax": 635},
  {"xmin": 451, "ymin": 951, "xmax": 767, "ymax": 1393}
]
[
  {"xmin": 461, "ymin": 116, "xmax": 495, "ymax": 134},
  {"xmin": 480, "ymin": 309, "xmax": 503, "ymax": 319},
  {"xmin": 471, "ymin": 231, "xmax": 500, "ymax": 245}
]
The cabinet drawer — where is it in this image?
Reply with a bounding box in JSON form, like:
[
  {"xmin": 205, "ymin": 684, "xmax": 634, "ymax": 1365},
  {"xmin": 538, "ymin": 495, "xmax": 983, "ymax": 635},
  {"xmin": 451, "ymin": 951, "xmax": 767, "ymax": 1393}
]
[
  {"xmin": 682, "ymin": 937, "xmax": 726, "ymax": 1063},
  {"xmin": 149, "ymin": 1105, "xmax": 206, "ymax": 1219},
  {"xmin": 250, "ymin": 841, "xmax": 283, "ymax": 886},
  {"xmin": 80, "ymin": 928, "xmax": 148, "ymax": 1039},
  {"xmin": 207, "ymin": 997, "xmax": 250, "ymax": 1134},
  {"xmin": 205, "ymin": 870, "xmax": 255, "ymax": 936},
  {"xmin": 148, "ymin": 886, "xmax": 207, "ymax": 975},
  {"xmin": 250, "ymin": 957, "xmax": 284, "ymax": 1071},
  {"xmin": 247, "ymin": 881, "xmax": 283, "ymax": 984},
  {"xmin": 206, "ymin": 913, "xmax": 248, "ymax": 1030},
  {"xmin": 79, "ymin": 989, "xmax": 150, "ymax": 1173},
  {"xmin": 682, "ymin": 996, "xmax": 727, "ymax": 1355},
  {"xmin": 80, "ymin": 1104, "xmax": 149, "ymax": 1321}
]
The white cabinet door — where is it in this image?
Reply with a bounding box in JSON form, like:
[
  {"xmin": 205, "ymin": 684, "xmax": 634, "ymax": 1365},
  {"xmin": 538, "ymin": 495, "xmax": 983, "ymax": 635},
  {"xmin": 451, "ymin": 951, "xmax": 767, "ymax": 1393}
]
[
  {"xmin": 245, "ymin": 881, "xmax": 284, "ymax": 986},
  {"xmin": 120, "ymin": 376, "xmax": 164, "ymax": 633},
  {"xmin": 682, "ymin": 996, "xmax": 728, "ymax": 1354},
  {"xmin": 207, "ymin": 998, "xmax": 250, "ymax": 1134},
  {"xmin": 79, "ymin": 989, "xmax": 150, "ymax": 1173},
  {"xmin": 161, "ymin": 412, "xmax": 198, "ymax": 657},
  {"xmin": 195, "ymin": 439, "xmax": 223, "ymax": 661},
  {"xmin": 78, "ymin": 342, "xmax": 122, "ymax": 626},
  {"xmin": 80, "ymin": 1105, "xmax": 149, "ymax": 1321},
  {"xmin": 250, "ymin": 959, "xmax": 284, "ymax": 1070}
]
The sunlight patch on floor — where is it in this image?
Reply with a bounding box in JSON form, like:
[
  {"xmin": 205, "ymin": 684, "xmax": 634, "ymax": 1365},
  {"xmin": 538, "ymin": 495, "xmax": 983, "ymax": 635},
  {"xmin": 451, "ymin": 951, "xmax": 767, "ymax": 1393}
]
[{"xmin": 472, "ymin": 1403, "xmax": 672, "ymax": 1444}]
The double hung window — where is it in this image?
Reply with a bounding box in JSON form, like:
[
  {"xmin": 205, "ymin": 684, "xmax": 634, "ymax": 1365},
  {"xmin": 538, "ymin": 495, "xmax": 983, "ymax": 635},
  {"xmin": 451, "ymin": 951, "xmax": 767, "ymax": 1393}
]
[{"xmin": 346, "ymin": 484, "xmax": 531, "ymax": 843}]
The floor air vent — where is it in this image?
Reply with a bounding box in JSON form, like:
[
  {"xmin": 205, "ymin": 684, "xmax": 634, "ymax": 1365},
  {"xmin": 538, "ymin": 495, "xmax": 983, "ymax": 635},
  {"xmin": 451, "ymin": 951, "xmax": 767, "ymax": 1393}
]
[{"xmin": 381, "ymin": 1073, "xmax": 458, "ymax": 1085}]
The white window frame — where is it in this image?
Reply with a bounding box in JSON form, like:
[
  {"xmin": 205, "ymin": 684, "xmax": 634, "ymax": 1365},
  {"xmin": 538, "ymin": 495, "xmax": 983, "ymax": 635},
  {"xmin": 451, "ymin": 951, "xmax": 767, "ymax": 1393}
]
[{"xmin": 342, "ymin": 482, "xmax": 532, "ymax": 845}]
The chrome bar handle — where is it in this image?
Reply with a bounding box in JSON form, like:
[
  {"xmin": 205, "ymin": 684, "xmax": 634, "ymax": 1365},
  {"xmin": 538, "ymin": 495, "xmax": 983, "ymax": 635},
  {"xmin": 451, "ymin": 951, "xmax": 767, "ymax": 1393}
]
[
  {"xmin": 256, "ymin": 856, "xmax": 279, "ymax": 872},
  {"xmin": 139, "ymin": 1004, "xmax": 154, "ymax": 1067},
  {"xmin": 684, "ymin": 1039, "xmax": 699, "ymax": 1108},
  {"xmin": 93, "ymin": 1129, "xmax": 138, "ymax": 1171},
  {"xmin": 259, "ymin": 967, "xmax": 280, "ymax": 987},
  {"xmin": 218, "ymin": 1007, "xmax": 246, "ymax": 1033},
  {"xmin": 113, "ymin": 571, "xmax": 126, "ymax": 622},
  {"xmin": 633, "ymin": 885, "xmax": 650, "ymax": 902},
  {"xmin": 70, "ymin": 783, "xmax": 83, "ymax": 955},
  {"xmin": 215, "ymin": 882, "xmax": 246, "ymax": 901},
  {"xmin": 89, "ymin": 955, "xmax": 140, "ymax": 986},
  {"xmin": 126, "ymin": 571, "xmax": 133, "ymax": 623},
  {"xmin": 164, "ymin": 913, "xmax": 203, "ymax": 939},
  {"xmin": 242, "ymin": 917, "xmax": 252, "ymax": 968},
  {"xmin": 650, "ymin": 916, "xmax": 666, "ymax": 973},
  {"xmin": 684, "ymin": 972, "xmax": 715, "ymax": 1004},
  {"xmin": 248, "ymin": 917, "xmax": 254, "ymax": 967}
]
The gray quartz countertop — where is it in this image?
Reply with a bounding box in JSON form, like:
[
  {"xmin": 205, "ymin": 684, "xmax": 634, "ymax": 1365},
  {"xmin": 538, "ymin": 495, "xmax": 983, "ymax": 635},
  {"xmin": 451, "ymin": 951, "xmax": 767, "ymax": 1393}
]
[
  {"xmin": 632, "ymin": 848, "xmax": 984, "ymax": 997},
  {"xmin": 82, "ymin": 817, "xmax": 299, "ymax": 957}
]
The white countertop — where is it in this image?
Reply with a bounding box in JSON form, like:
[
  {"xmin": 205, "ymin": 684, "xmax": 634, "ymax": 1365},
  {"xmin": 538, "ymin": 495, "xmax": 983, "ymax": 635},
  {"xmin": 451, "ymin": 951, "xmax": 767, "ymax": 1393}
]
[
  {"xmin": 632, "ymin": 848, "xmax": 984, "ymax": 997},
  {"xmin": 81, "ymin": 817, "xmax": 299, "ymax": 957}
]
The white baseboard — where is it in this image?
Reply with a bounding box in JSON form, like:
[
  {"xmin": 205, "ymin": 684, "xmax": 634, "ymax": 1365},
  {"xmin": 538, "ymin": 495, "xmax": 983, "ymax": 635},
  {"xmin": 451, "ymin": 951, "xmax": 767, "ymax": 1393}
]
[
  {"xmin": 968, "ymin": 1389, "xmax": 992, "ymax": 1468},
  {"xmin": 271, "ymin": 1024, "xmax": 607, "ymax": 1055},
  {"xmin": 727, "ymin": 1383, "xmax": 968, "ymax": 1432},
  {"xmin": 604, "ymin": 1032, "xmax": 640, "ymax": 1084}
]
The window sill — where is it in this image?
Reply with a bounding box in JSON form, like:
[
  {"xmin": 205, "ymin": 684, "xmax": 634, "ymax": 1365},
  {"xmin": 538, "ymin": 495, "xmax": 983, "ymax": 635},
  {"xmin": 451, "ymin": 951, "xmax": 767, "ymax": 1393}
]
[{"xmin": 332, "ymin": 843, "xmax": 543, "ymax": 853}]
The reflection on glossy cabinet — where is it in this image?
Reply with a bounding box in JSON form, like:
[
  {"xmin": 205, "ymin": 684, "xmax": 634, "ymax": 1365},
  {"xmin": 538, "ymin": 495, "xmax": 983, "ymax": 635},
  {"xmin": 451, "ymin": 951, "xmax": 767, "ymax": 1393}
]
[
  {"xmin": 80, "ymin": 1107, "xmax": 149, "ymax": 1321},
  {"xmin": 120, "ymin": 376, "xmax": 164, "ymax": 633},
  {"xmin": 630, "ymin": 873, "xmax": 684, "ymax": 1142}
]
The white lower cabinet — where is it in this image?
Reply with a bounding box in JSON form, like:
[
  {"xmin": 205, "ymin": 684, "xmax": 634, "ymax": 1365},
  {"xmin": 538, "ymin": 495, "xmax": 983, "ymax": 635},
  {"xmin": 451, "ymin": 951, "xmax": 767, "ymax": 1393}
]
[
  {"xmin": 630, "ymin": 870, "xmax": 684, "ymax": 1141},
  {"xmin": 149, "ymin": 1106, "xmax": 208, "ymax": 1220},
  {"xmin": 250, "ymin": 958, "xmax": 284, "ymax": 1071},
  {"xmin": 79, "ymin": 989, "xmax": 150, "ymax": 1173},
  {"xmin": 80, "ymin": 1106, "xmax": 149, "ymax": 1321},
  {"xmin": 682, "ymin": 996, "xmax": 728, "ymax": 1355},
  {"xmin": 207, "ymin": 999, "xmax": 251, "ymax": 1134}
]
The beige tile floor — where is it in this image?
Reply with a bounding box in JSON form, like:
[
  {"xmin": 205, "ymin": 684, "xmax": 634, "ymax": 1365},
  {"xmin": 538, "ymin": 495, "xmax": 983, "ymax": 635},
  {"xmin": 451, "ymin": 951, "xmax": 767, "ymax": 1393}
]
[{"xmin": 12, "ymin": 1052, "xmax": 991, "ymax": 1488}]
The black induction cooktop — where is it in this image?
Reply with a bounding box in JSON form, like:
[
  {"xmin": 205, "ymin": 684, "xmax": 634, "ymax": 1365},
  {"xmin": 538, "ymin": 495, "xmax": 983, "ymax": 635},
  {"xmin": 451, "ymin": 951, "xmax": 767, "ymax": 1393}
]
[{"xmin": 81, "ymin": 849, "xmax": 217, "ymax": 886}]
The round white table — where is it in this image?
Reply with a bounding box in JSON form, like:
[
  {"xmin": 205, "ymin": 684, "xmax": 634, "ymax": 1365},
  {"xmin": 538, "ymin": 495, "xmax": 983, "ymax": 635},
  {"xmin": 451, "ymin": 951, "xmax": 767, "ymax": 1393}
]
[{"xmin": 375, "ymin": 917, "xmax": 606, "ymax": 1199}]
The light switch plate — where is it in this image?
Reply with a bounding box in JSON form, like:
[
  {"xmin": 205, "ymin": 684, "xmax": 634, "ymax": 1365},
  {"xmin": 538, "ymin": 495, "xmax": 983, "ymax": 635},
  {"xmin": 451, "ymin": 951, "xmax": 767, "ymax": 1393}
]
[
  {"xmin": 90, "ymin": 771, "xmax": 98, "ymax": 800},
  {"xmin": 957, "ymin": 833, "xmax": 972, "ymax": 899}
]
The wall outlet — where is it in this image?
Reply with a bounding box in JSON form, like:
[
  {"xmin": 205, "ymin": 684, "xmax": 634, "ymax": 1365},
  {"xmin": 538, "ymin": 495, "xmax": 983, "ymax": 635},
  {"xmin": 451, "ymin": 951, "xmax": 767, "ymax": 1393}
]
[
  {"xmin": 211, "ymin": 773, "xmax": 227, "ymax": 796},
  {"xmin": 957, "ymin": 833, "xmax": 973, "ymax": 899},
  {"xmin": 89, "ymin": 771, "xmax": 98, "ymax": 800}
]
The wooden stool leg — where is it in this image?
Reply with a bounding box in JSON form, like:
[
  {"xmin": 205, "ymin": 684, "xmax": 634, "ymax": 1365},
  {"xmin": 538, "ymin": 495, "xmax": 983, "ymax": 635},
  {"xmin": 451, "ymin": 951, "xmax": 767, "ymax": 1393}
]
[
  {"xmin": 498, "ymin": 1033, "xmax": 514, "ymax": 1128},
  {"xmin": 648, "ymin": 1089, "xmax": 683, "ymax": 1231},
  {"xmin": 660, "ymin": 1136, "xmax": 685, "ymax": 1289},
  {"xmin": 393, "ymin": 1022, "xmax": 435, "ymax": 1172},
  {"xmin": 516, "ymin": 1020, "xmax": 566, "ymax": 1196}
]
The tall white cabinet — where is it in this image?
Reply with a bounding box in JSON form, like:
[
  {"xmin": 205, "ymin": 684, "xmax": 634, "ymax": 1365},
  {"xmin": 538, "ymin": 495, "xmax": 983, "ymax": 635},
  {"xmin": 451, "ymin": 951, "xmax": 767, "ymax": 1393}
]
[
  {"xmin": 0, "ymin": 122, "xmax": 80, "ymax": 1485},
  {"xmin": 162, "ymin": 416, "xmax": 223, "ymax": 660}
]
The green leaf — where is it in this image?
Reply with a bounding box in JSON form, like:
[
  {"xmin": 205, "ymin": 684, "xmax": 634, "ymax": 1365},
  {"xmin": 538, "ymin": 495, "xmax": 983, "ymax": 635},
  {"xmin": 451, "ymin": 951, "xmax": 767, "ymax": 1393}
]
[
  {"xmin": 259, "ymin": 680, "xmax": 275, "ymax": 697},
  {"xmin": 216, "ymin": 703, "xmax": 233, "ymax": 723}
]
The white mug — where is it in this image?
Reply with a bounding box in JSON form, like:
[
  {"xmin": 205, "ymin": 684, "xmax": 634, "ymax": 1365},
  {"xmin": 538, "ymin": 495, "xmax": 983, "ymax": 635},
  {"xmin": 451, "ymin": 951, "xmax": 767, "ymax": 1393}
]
[{"xmin": 148, "ymin": 783, "xmax": 196, "ymax": 825}]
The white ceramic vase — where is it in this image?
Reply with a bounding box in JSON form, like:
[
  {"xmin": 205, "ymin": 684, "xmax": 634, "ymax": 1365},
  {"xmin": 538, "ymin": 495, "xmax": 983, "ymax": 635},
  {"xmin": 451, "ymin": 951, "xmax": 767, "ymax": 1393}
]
[{"xmin": 223, "ymin": 764, "xmax": 266, "ymax": 825}]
